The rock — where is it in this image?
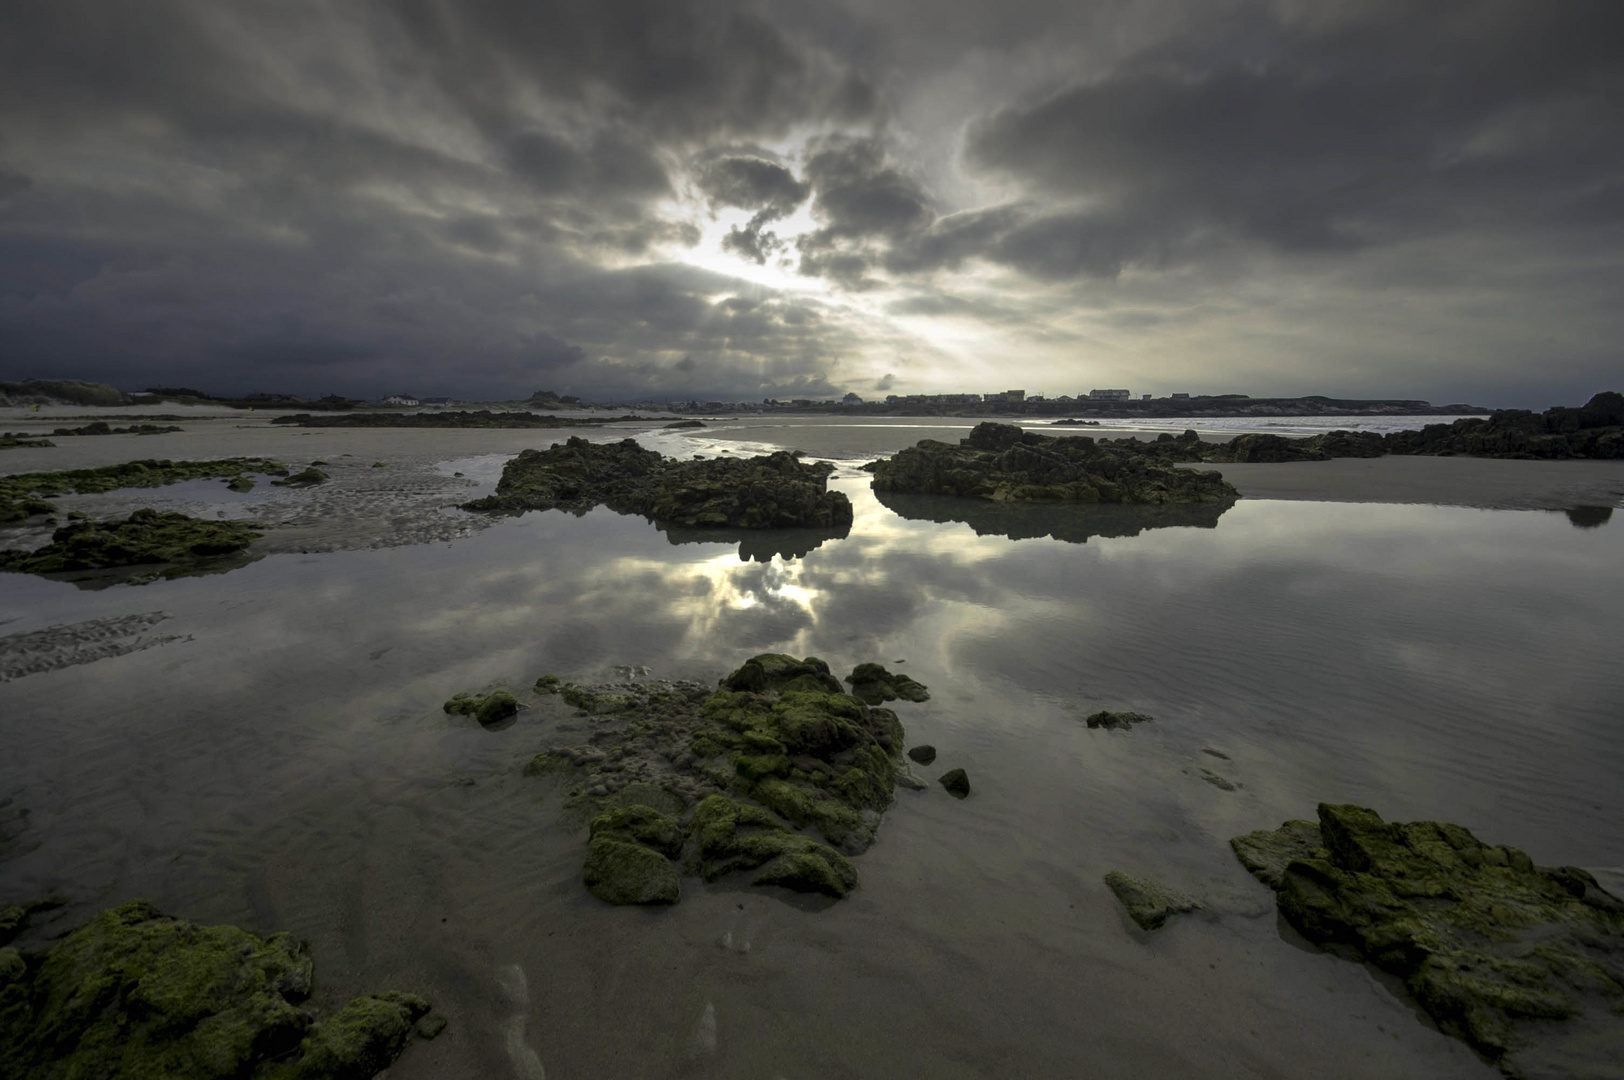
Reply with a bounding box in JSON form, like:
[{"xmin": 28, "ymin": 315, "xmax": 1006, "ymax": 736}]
[
  {"xmin": 0, "ymin": 899, "xmax": 432, "ymax": 1080},
  {"xmin": 1233, "ymin": 804, "xmax": 1624, "ymax": 1078},
  {"xmin": 869, "ymin": 423, "xmax": 1237, "ymax": 505},
  {"xmin": 443, "ymin": 689, "xmax": 520, "ymax": 725},
  {"xmin": 664, "ymin": 419, "xmax": 706, "ymax": 428},
  {"xmin": 272, "ymin": 466, "xmax": 329, "ymax": 487},
  {"xmin": 414, "ymin": 1013, "xmax": 448, "ymax": 1039},
  {"xmin": 939, "ymin": 768, "xmax": 970, "ymax": 798},
  {"xmin": 0, "ymin": 509, "xmax": 261, "ymax": 577},
  {"xmin": 2, "ymin": 457, "xmax": 285, "ymax": 524},
  {"xmin": 463, "ymin": 437, "xmax": 854, "ymax": 531},
  {"xmin": 845, "ymin": 662, "xmax": 930, "ymax": 705},
  {"xmin": 582, "ymin": 835, "xmax": 681, "ymax": 904},
  {"xmin": 1103, "ymin": 870, "xmax": 1203, "ymax": 930},
  {"xmin": 226, "ymin": 475, "xmax": 256, "ymax": 492},
  {"xmin": 520, "ymin": 652, "xmax": 926, "ymax": 905},
  {"xmin": 533, "ymin": 674, "xmax": 562, "ymax": 693},
  {"xmin": 907, "ymin": 744, "xmax": 937, "ymax": 765},
  {"xmin": 1085, "ymin": 710, "xmax": 1153, "ymax": 731}
]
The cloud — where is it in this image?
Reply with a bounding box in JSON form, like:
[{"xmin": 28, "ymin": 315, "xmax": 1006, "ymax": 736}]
[{"xmin": 873, "ymin": 372, "xmax": 895, "ymax": 391}]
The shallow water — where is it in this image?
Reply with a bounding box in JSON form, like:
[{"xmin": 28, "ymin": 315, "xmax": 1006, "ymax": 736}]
[{"xmin": 3, "ymin": 436, "xmax": 1623, "ymax": 1078}]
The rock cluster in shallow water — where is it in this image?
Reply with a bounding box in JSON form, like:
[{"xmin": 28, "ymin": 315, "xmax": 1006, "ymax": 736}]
[
  {"xmin": 0, "ymin": 900, "xmax": 437, "ymax": 1080},
  {"xmin": 0, "ymin": 457, "xmax": 287, "ymax": 523},
  {"xmin": 869, "ymin": 422, "xmax": 1237, "ymax": 504},
  {"xmin": 524, "ymin": 654, "xmax": 931, "ymax": 904},
  {"xmin": 464, "ymin": 436, "xmax": 853, "ymax": 530},
  {"xmin": 1233, "ymin": 803, "xmax": 1624, "ymax": 1079},
  {"xmin": 0, "ymin": 509, "xmax": 261, "ymax": 577}
]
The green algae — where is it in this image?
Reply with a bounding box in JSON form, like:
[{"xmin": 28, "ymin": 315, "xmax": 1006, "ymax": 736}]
[
  {"xmin": 227, "ymin": 476, "xmax": 256, "ymax": 493},
  {"xmin": 533, "ymin": 674, "xmax": 562, "ymax": 693},
  {"xmin": 0, "ymin": 510, "xmax": 261, "ymax": 578},
  {"xmin": 1233, "ymin": 804, "xmax": 1624, "ymax": 1075},
  {"xmin": 687, "ymin": 794, "xmax": 857, "ymax": 898},
  {"xmin": 1103, "ymin": 870, "xmax": 1203, "ymax": 930},
  {"xmin": 0, "ymin": 899, "xmax": 434, "ymax": 1080},
  {"xmin": 0, "ymin": 457, "xmax": 286, "ymax": 523},
  {"xmin": 583, "ymin": 806, "xmax": 686, "ymax": 905}
]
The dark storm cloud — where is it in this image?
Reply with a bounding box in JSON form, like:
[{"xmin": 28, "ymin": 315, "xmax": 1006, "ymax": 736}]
[
  {"xmin": 0, "ymin": 0, "xmax": 878, "ymax": 398},
  {"xmin": 958, "ymin": 1, "xmax": 1624, "ymax": 276},
  {"xmin": 695, "ymin": 155, "xmax": 811, "ymax": 266}
]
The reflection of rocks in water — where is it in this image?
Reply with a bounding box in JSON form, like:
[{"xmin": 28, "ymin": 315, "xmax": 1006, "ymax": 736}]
[
  {"xmin": 658, "ymin": 521, "xmax": 852, "ymax": 562},
  {"xmin": 874, "ymin": 489, "xmax": 1234, "ymax": 544},
  {"xmin": 1562, "ymin": 505, "xmax": 1614, "ymax": 528}
]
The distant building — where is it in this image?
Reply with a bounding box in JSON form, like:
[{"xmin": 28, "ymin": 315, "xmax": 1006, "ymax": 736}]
[
  {"xmin": 1004, "ymin": 390, "xmax": 1026, "ymax": 403},
  {"xmin": 1088, "ymin": 389, "xmax": 1131, "ymax": 401},
  {"xmin": 1142, "ymin": 394, "xmax": 1153, "ymax": 401},
  {"xmin": 842, "ymin": 392, "xmax": 863, "ymax": 405},
  {"xmin": 382, "ymin": 394, "xmax": 419, "ymax": 406},
  {"xmin": 1171, "ymin": 393, "xmax": 1190, "ymax": 401}
]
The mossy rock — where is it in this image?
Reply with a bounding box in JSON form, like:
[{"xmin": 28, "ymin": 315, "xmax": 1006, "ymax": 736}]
[
  {"xmin": 721, "ymin": 654, "xmax": 843, "ymax": 695},
  {"xmin": 907, "ymin": 744, "xmax": 937, "ymax": 765},
  {"xmin": 443, "ymin": 689, "xmax": 519, "ymax": 725},
  {"xmin": 0, "ymin": 900, "xmax": 433, "ymax": 1080},
  {"xmin": 1233, "ymin": 804, "xmax": 1624, "ymax": 1075},
  {"xmin": 533, "ymin": 674, "xmax": 562, "ymax": 693},
  {"xmin": 844, "ymin": 663, "xmax": 930, "ymax": 705},
  {"xmin": 1103, "ymin": 870, "xmax": 1202, "ymax": 930},
  {"xmin": 226, "ymin": 476, "xmax": 256, "ymax": 493},
  {"xmin": 1085, "ymin": 710, "xmax": 1153, "ymax": 731},
  {"xmin": 271, "ymin": 467, "xmax": 328, "ymax": 487},
  {"xmin": 0, "ymin": 457, "xmax": 286, "ymax": 523},
  {"xmin": 0, "ymin": 509, "xmax": 260, "ymax": 575},
  {"xmin": 688, "ymin": 795, "xmax": 857, "ymax": 898},
  {"xmin": 583, "ymin": 835, "xmax": 681, "ymax": 905}
]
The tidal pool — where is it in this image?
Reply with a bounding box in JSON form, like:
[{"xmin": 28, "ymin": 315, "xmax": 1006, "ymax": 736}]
[{"xmin": 2, "ymin": 460, "xmax": 1620, "ymax": 1079}]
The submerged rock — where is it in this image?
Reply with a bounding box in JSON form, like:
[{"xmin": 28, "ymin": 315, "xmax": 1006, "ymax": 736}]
[
  {"xmin": 869, "ymin": 423, "xmax": 1236, "ymax": 505},
  {"xmin": 463, "ymin": 436, "xmax": 853, "ymax": 531},
  {"xmin": 939, "ymin": 768, "xmax": 970, "ymax": 798},
  {"xmin": 1085, "ymin": 710, "xmax": 1153, "ymax": 731},
  {"xmin": 0, "ymin": 899, "xmax": 433, "ymax": 1080},
  {"xmin": 227, "ymin": 475, "xmax": 256, "ymax": 492},
  {"xmin": 1233, "ymin": 804, "xmax": 1624, "ymax": 1078},
  {"xmin": 845, "ymin": 663, "xmax": 929, "ymax": 705},
  {"xmin": 1104, "ymin": 870, "xmax": 1203, "ymax": 930},
  {"xmin": 0, "ymin": 509, "xmax": 261, "ymax": 576},
  {"xmin": 272, "ymin": 466, "xmax": 329, "ymax": 487},
  {"xmin": 907, "ymin": 744, "xmax": 937, "ymax": 765},
  {"xmin": 523, "ymin": 652, "xmax": 923, "ymax": 904}
]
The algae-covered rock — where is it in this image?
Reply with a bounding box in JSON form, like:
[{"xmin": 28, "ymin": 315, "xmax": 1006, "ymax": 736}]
[
  {"xmin": 583, "ymin": 835, "xmax": 682, "ymax": 904},
  {"xmin": 845, "ymin": 663, "xmax": 929, "ymax": 705},
  {"xmin": 0, "ymin": 457, "xmax": 286, "ymax": 523},
  {"xmin": 939, "ymin": 768, "xmax": 970, "ymax": 798},
  {"xmin": 869, "ymin": 423, "xmax": 1237, "ymax": 505},
  {"xmin": 1104, "ymin": 870, "xmax": 1203, "ymax": 930},
  {"xmin": 0, "ymin": 509, "xmax": 261, "ymax": 577},
  {"xmin": 226, "ymin": 475, "xmax": 256, "ymax": 493},
  {"xmin": 1233, "ymin": 804, "xmax": 1624, "ymax": 1078},
  {"xmin": 907, "ymin": 744, "xmax": 937, "ymax": 765},
  {"xmin": 463, "ymin": 436, "xmax": 853, "ymax": 532},
  {"xmin": 524, "ymin": 653, "xmax": 926, "ymax": 905},
  {"xmin": 1085, "ymin": 710, "xmax": 1153, "ymax": 731},
  {"xmin": 442, "ymin": 689, "xmax": 520, "ymax": 725},
  {"xmin": 534, "ymin": 674, "xmax": 562, "ymax": 693},
  {"xmin": 0, "ymin": 899, "xmax": 434, "ymax": 1080},
  {"xmin": 272, "ymin": 467, "xmax": 329, "ymax": 487}
]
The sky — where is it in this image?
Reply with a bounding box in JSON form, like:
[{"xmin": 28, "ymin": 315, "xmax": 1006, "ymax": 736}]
[{"xmin": 1, "ymin": 1, "xmax": 1621, "ymax": 407}]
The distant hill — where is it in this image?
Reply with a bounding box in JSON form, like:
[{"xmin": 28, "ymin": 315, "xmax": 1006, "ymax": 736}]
[{"xmin": 0, "ymin": 380, "xmax": 131, "ymax": 407}]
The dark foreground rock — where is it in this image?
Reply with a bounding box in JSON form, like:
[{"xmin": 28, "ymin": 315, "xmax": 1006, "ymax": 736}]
[
  {"xmin": 907, "ymin": 745, "xmax": 937, "ymax": 765},
  {"xmin": 939, "ymin": 768, "xmax": 970, "ymax": 798},
  {"xmin": 870, "ymin": 423, "xmax": 1237, "ymax": 504},
  {"xmin": 0, "ymin": 899, "xmax": 435, "ymax": 1080},
  {"xmin": 1233, "ymin": 804, "xmax": 1624, "ymax": 1079},
  {"xmin": 523, "ymin": 653, "xmax": 928, "ymax": 904},
  {"xmin": 1104, "ymin": 870, "xmax": 1203, "ymax": 930},
  {"xmin": 444, "ymin": 689, "xmax": 520, "ymax": 726},
  {"xmin": 0, "ymin": 509, "xmax": 261, "ymax": 580},
  {"xmin": 464, "ymin": 437, "xmax": 853, "ymax": 532}
]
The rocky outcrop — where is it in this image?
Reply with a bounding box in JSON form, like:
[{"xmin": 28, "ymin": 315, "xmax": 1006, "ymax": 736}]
[
  {"xmin": 1234, "ymin": 804, "xmax": 1624, "ymax": 1079},
  {"xmin": 0, "ymin": 510, "xmax": 261, "ymax": 578},
  {"xmin": 465, "ymin": 437, "xmax": 853, "ymax": 531},
  {"xmin": 1383, "ymin": 391, "xmax": 1624, "ymax": 459},
  {"xmin": 1085, "ymin": 710, "xmax": 1152, "ymax": 731},
  {"xmin": 522, "ymin": 653, "xmax": 927, "ymax": 905},
  {"xmin": 0, "ymin": 900, "xmax": 436, "ymax": 1080},
  {"xmin": 869, "ymin": 423, "xmax": 1237, "ymax": 504}
]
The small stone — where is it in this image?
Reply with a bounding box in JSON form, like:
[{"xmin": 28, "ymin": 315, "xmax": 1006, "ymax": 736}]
[
  {"xmin": 1085, "ymin": 710, "xmax": 1153, "ymax": 731},
  {"xmin": 907, "ymin": 744, "xmax": 937, "ymax": 765},
  {"xmin": 1104, "ymin": 870, "xmax": 1202, "ymax": 930},
  {"xmin": 414, "ymin": 1013, "xmax": 448, "ymax": 1039},
  {"xmin": 939, "ymin": 768, "xmax": 970, "ymax": 798}
]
